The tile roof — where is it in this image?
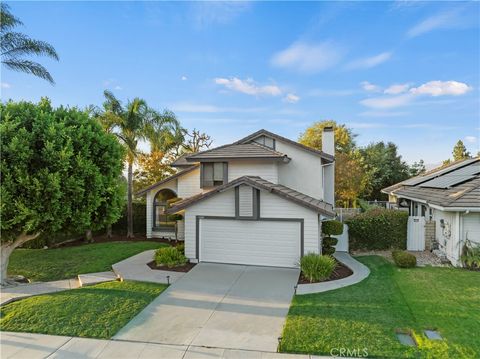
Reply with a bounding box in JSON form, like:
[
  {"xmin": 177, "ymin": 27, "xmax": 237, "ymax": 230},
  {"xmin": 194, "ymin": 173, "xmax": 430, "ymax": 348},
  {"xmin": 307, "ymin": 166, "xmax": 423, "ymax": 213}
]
[
  {"xmin": 135, "ymin": 165, "xmax": 199, "ymax": 196},
  {"xmin": 382, "ymin": 157, "xmax": 480, "ymax": 209},
  {"xmin": 171, "ymin": 153, "xmax": 193, "ymax": 167},
  {"xmin": 184, "ymin": 143, "xmax": 290, "ymax": 162},
  {"xmin": 233, "ymin": 129, "xmax": 335, "ymax": 162},
  {"xmin": 166, "ymin": 176, "xmax": 335, "ymax": 217}
]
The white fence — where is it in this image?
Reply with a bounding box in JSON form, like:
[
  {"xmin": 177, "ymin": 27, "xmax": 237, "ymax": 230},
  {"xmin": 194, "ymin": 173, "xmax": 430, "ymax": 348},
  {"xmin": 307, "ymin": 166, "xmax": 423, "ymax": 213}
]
[
  {"xmin": 333, "ymin": 224, "xmax": 349, "ymax": 252},
  {"xmin": 407, "ymin": 216, "xmax": 425, "ymax": 251}
]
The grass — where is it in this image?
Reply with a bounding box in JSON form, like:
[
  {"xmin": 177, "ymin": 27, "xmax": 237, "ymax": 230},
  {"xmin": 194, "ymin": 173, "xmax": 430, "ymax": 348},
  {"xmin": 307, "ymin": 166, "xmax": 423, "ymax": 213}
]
[
  {"xmin": 0, "ymin": 280, "xmax": 166, "ymax": 338},
  {"xmin": 281, "ymin": 256, "xmax": 480, "ymax": 359},
  {"xmin": 8, "ymin": 241, "xmax": 167, "ymax": 282}
]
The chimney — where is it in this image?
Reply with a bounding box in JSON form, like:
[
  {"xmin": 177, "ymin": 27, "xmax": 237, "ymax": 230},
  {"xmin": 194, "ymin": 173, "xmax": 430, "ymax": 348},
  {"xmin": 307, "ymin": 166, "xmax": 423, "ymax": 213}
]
[
  {"xmin": 322, "ymin": 126, "xmax": 334, "ymax": 156},
  {"xmin": 322, "ymin": 126, "xmax": 335, "ymax": 206}
]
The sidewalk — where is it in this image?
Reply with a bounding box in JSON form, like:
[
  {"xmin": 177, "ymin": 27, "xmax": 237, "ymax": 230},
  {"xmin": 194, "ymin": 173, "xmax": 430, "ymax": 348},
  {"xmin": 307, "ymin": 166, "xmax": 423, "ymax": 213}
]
[
  {"xmin": 0, "ymin": 332, "xmax": 332, "ymax": 358},
  {"xmin": 0, "ymin": 272, "xmax": 118, "ymax": 306}
]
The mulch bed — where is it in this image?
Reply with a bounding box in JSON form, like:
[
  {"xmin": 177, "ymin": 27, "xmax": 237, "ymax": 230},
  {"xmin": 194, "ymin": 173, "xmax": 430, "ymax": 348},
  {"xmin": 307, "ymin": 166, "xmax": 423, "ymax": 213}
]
[
  {"xmin": 298, "ymin": 261, "xmax": 353, "ymax": 284},
  {"xmin": 53, "ymin": 234, "xmax": 178, "ymax": 248},
  {"xmin": 147, "ymin": 260, "xmax": 196, "ymax": 273}
]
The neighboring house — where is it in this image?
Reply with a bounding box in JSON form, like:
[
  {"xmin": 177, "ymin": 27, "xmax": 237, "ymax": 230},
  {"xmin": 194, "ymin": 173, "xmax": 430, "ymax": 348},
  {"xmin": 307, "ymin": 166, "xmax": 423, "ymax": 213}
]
[
  {"xmin": 137, "ymin": 128, "xmax": 336, "ymax": 268},
  {"xmin": 382, "ymin": 157, "xmax": 480, "ymax": 266}
]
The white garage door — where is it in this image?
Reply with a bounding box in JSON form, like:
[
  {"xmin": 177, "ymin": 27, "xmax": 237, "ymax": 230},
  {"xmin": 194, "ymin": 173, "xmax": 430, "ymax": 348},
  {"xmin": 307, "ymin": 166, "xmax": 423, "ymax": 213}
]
[
  {"xmin": 199, "ymin": 219, "xmax": 301, "ymax": 268},
  {"xmin": 463, "ymin": 213, "xmax": 480, "ymax": 245}
]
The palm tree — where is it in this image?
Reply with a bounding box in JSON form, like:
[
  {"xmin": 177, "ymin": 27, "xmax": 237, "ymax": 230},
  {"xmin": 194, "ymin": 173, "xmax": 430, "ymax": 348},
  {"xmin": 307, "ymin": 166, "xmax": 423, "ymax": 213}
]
[
  {"xmin": 98, "ymin": 90, "xmax": 184, "ymax": 238},
  {"xmin": 1, "ymin": 3, "xmax": 59, "ymax": 84}
]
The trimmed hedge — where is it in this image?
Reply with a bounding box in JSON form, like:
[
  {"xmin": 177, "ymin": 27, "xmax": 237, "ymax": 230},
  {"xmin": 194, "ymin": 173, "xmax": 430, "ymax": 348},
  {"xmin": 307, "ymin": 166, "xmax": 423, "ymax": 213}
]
[
  {"xmin": 322, "ymin": 220, "xmax": 344, "ymax": 236},
  {"xmin": 346, "ymin": 208, "xmax": 408, "ymax": 250},
  {"xmin": 392, "ymin": 250, "xmax": 417, "ymax": 268},
  {"xmin": 321, "ymin": 220, "xmax": 343, "ymax": 255}
]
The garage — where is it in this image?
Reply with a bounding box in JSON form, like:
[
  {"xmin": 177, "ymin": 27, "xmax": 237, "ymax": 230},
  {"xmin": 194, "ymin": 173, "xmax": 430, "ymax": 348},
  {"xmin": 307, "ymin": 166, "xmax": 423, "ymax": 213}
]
[{"xmin": 199, "ymin": 218, "xmax": 301, "ymax": 268}]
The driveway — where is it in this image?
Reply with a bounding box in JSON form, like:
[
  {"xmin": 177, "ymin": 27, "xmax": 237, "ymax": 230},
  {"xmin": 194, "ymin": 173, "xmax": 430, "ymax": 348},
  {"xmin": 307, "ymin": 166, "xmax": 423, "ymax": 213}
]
[{"xmin": 114, "ymin": 263, "xmax": 300, "ymax": 352}]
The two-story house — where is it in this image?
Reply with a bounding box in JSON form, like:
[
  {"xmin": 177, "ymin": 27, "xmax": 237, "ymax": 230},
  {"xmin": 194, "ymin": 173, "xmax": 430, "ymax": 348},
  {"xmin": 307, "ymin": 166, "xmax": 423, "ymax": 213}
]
[{"xmin": 137, "ymin": 128, "xmax": 335, "ymax": 268}]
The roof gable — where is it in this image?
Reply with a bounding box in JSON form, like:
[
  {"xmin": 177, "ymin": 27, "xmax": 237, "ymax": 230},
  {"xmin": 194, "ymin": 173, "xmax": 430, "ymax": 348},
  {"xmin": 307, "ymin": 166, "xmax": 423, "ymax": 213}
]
[
  {"xmin": 234, "ymin": 129, "xmax": 334, "ymax": 162},
  {"xmin": 166, "ymin": 176, "xmax": 335, "ymax": 216},
  {"xmin": 184, "ymin": 142, "xmax": 290, "ymax": 162}
]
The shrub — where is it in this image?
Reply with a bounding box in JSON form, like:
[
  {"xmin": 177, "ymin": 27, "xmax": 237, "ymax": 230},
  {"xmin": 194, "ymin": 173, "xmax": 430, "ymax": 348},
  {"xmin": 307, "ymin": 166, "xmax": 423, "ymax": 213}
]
[
  {"xmin": 346, "ymin": 208, "xmax": 408, "ymax": 250},
  {"xmin": 176, "ymin": 243, "xmax": 185, "ymax": 255},
  {"xmin": 300, "ymin": 253, "xmax": 337, "ymax": 282},
  {"xmin": 155, "ymin": 247, "xmax": 187, "ymax": 268},
  {"xmin": 112, "ymin": 202, "xmax": 146, "ymax": 235},
  {"xmin": 461, "ymin": 240, "xmax": 480, "ymax": 270},
  {"xmin": 322, "ymin": 220, "xmax": 344, "ymax": 236},
  {"xmin": 322, "ymin": 220, "xmax": 343, "ymax": 255},
  {"xmin": 392, "ymin": 250, "xmax": 417, "ymax": 268}
]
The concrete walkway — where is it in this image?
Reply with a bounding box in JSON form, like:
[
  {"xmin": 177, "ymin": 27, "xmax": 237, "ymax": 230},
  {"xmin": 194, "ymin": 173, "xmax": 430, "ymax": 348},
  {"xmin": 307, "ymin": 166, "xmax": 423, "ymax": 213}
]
[
  {"xmin": 296, "ymin": 252, "xmax": 370, "ymax": 295},
  {"xmin": 0, "ymin": 332, "xmax": 337, "ymax": 358},
  {"xmin": 0, "ymin": 272, "xmax": 118, "ymax": 306},
  {"xmin": 114, "ymin": 263, "xmax": 300, "ymax": 352},
  {"xmin": 112, "ymin": 250, "xmax": 185, "ymax": 284}
]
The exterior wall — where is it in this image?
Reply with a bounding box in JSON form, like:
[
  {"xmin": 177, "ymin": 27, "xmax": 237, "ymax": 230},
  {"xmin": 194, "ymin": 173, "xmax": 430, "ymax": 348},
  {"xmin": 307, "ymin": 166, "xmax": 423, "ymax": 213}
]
[
  {"xmin": 183, "ymin": 186, "xmax": 321, "ymax": 261},
  {"xmin": 146, "ymin": 180, "xmax": 178, "ymax": 239},
  {"xmin": 177, "ymin": 167, "xmax": 202, "ymax": 198},
  {"xmin": 424, "ymin": 220, "xmax": 436, "ymax": 251},
  {"xmin": 462, "ymin": 213, "xmax": 480, "ymax": 245},
  {"xmin": 433, "ymin": 209, "xmax": 460, "ymax": 265},
  {"xmin": 227, "ymin": 160, "xmax": 278, "ymax": 183},
  {"xmin": 275, "ymin": 140, "xmax": 323, "ymax": 200},
  {"xmin": 183, "ymin": 189, "xmax": 236, "ymax": 260},
  {"xmin": 260, "ymin": 190, "xmax": 320, "ymax": 255}
]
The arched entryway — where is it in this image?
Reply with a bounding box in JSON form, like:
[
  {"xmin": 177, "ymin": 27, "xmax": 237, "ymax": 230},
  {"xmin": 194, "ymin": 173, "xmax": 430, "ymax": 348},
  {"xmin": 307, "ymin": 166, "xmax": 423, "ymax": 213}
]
[{"xmin": 153, "ymin": 188, "xmax": 177, "ymax": 231}]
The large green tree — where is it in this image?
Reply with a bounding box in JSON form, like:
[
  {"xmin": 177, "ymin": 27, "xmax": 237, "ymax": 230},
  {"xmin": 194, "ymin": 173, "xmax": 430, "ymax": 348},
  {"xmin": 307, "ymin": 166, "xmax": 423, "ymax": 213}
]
[
  {"xmin": 452, "ymin": 140, "xmax": 471, "ymax": 161},
  {"xmin": 97, "ymin": 90, "xmax": 183, "ymax": 238},
  {"xmin": 1, "ymin": 4, "xmax": 59, "ymax": 84},
  {"xmin": 0, "ymin": 99, "xmax": 125, "ymax": 284},
  {"xmin": 360, "ymin": 141, "xmax": 410, "ymax": 200},
  {"xmin": 299, "ymin": 120, "xmax": 368, "ymax": 206},
  {"xmin": 298, "ymin": 120, "xmax": 356, "ymax": 154}
]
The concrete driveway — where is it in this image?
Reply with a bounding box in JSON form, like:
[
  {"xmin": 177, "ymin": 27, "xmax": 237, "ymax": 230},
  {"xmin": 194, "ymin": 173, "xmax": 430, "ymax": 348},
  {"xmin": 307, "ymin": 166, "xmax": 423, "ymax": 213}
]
[{"xmin": 114, "ymin": 263, "xmax": 300, "ymax": 352}]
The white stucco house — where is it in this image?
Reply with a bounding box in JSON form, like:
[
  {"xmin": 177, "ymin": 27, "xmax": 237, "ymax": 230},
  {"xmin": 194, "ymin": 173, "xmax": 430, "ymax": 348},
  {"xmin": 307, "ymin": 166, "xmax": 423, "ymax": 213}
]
[
  {"xmin": 137, "ymin": 128, "xmax": 336, "ymax": 268},
  {"xmin": 382, "ymin": 157, "xmax": 480, "ymax": 266}
]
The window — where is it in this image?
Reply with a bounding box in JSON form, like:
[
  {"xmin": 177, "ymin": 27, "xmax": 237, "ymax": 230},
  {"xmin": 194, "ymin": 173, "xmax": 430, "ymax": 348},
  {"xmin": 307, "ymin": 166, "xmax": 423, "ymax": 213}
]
[
  {"xmin": 252, "ymin": 135, "xmax": 275, "ymax": 149},
  {"xmin": 153, "ymin": 189, "xmax": 177, "ymax": 231},
  {"xmin": 201, "ymin": 162, "xmax": 227, "ymax": 188}
]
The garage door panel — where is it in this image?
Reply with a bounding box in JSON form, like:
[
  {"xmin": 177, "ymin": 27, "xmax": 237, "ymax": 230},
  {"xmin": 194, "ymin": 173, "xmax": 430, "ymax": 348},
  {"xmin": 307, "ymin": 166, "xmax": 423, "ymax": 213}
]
[{"xmin": 200, "ymin": 219, "xmax": 300, "ymax": 268}]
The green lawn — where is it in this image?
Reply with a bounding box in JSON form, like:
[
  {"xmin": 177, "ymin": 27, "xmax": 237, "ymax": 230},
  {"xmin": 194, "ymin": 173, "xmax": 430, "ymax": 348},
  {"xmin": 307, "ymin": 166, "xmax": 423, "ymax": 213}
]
[
  {"xmin": 0, "ymin": 280, "xmax": 166, "ymax": 338},
  {"xmin": 8, "ymin": 241, "xmax": 167, "ymax": 282},
  {"xmin": 281, "ymin": 256, "xmax": 480, "ymax": 359}
]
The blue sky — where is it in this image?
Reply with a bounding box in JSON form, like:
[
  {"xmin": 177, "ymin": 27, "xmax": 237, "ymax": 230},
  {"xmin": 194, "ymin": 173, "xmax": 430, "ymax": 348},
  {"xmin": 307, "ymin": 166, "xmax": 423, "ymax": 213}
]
[{"xmin": 1, "ymin": 1, "xmax": 479, "ymax": 165}]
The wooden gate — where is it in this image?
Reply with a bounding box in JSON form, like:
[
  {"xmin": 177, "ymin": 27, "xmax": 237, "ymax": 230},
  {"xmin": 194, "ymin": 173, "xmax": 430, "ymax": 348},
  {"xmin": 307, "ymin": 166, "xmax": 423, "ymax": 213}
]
[{"xmin": 407, "ymin": 216, "xmax": 425, "ymax": 251}]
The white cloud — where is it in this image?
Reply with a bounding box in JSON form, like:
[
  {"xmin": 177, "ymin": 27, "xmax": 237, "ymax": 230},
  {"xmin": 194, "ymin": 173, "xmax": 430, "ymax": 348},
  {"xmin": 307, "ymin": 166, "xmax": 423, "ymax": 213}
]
[
  {"xmin": 360, "ymin": 94, "xmax": 414, "ymax": 109},
  {"xmin": 283, "ymin": 93, "xmax": 300, "ymax": 103},
  {"xmin": 346, "ymin": 52, "xmax": 392, "ymax": 70},
  {"xmin": 360, "ymin": 80, "xmax": 472, "ymax": 109},
  {"xmin": 271, "ymin": 41, "xmax": 344, "ymax": 73},
  {"xmin": 409, "ymin": 80, "xmax": 472, "ymax": 96},
  {"xmin": 181, "ymin": 76, "xmax": 188, "ymax": 81},
  {"xmin": 191, "ymin": 1, "xmax": 250, "ymax": 28},
  {"xmin": 114, "ymin": 85, "xmax": 122, "ymax": 90},
  {"xmin": 1, "ymin": 82, "xmax": 11, "ymax": 89},
  {"xmin": 361, "ymin": 81, "xmax": 381, "ymax": 92},
  {"xmin": 407, "ymin": 7, "xmax": 472, "ymax": 38},
  {"xmin": 214, "ymin": 77, "xmax": 282, "ymax": 96},
  {"xmin": 465, "ymin": 136, "xmax": 477, "ymax": 144},
  {"xmin": 384, "ymin": 83, "xmax": 411, "ymax": 95}
]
